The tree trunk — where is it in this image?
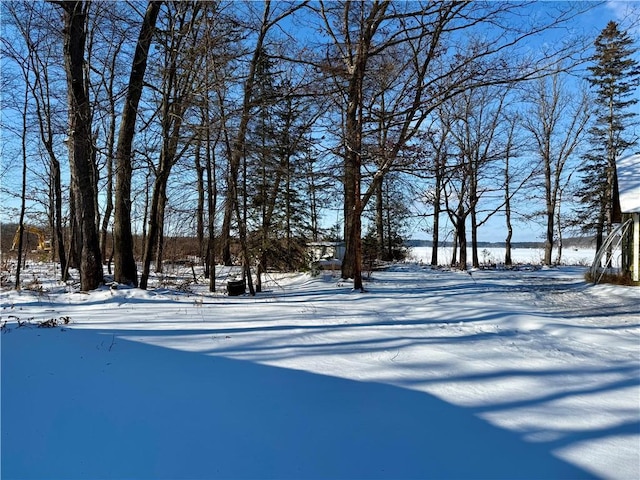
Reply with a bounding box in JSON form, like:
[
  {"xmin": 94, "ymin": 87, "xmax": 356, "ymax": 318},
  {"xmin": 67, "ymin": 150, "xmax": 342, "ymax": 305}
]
[
  {"xmin": 154, "ymin": 189, "xmax": 167, "ymax": 273},
  {"xmin": 50, "ymin": 157, "xmax": 68, "ymax": 281},
  {"xmin": 375, "ymin": 180, "xmax": 384, "ymax": 260},
  {"xmin": 544, "ymin": 200, "xmax": 555, "ymax": 266},
  {"xmin": 341, "ymin": 52, "xmax": 365, "ymax": 288},
  {"xmin": 595, "ymin": 208, "xmax": 604, "ymax": 254},
  {"xmin": 504, "ymin": 145, "xmax": 513, "ymax": 267},
  {"xmin": 338, "ymin": 2, "xmax": 390, "ymax": 292},
  {"xmin": 306, "ymin": 151, "xmax": 320, "ymax": 242},
  {"xmin": 456, "ymin": 203, "xmax": 467, "ymax": 270},
  {"xmin": 458, "ymin": 223, "xmax": 467, "ymax": 269},
  {"xmin": 206, "ymin": 114, "xmax": 217, "ymax": 292},
  {"xmin": 555, "ymin": 207, "xmax": 563, "ymax": 265},
  {"xmin": 431, "ymin": 168, "xmax": 442, "ymax": 267},
  {"xmin": 100, "ymin": 80, "xmax": 118, "ymax": 265},
  {"xmin": 470, "ymin": 165, "xmax": 479, "ymax": 268},
  {"xmin": 61, "ymin": 0, "xmax": 103, "ymax": 290},
  {"xmin": 541, "ymin": 146, "xmax": 554, "ymax": 265},
  {"xmin": 195, "ymin": 141, "xmax": 205, "ymax": 267},
  {"xmin": 113, "ymin": 1, "xmax": 161, "ymax": 287},
  {"xmin": 100, "ymin": 141, "xmax": 113, "ymax": 265},
  {"xmin": 140, "ymin": 173, "xmax": 168, "ymax": 289},
  {"xmin": 451, "ymin": 229, "xmax": 458, "ymax": 266},
  {"xmin": 505, "ymin": 217, "xmax": 513, "ymax": 267},
  {"xmin": 221, "ymin": 1, "xmax": 302, "ymax": 294},
  {"xmin": 471, "ymin": 209, "xmax": 479, "ymax": 269},
  {"xmin": 15, "ymin": 73, "xmax": 30, "ymax": 290},
  {"xmin": 220, "ymin": 198, "xmax": 234, "ymax": 266},
  {"xmin": 66, "ymin": 186, "xmax": 81, "ymax": 269},
  {"xmin": 207, "ymin": 204, "xmax": 216, "ymax": 293},
  {"xmin": 385, "ymin": 182, "xmax": 394, "ymax": 260}
]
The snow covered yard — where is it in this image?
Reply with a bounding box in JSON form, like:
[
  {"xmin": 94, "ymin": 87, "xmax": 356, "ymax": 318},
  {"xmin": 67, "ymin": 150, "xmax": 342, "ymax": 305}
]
[{"xmin": 1, "ymin": 263, "xmax": 639, "ymax": 479}]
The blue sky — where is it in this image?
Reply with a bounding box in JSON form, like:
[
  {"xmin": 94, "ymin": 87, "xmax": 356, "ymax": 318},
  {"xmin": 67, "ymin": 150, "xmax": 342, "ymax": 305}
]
[
  {"xmin": 1, "ymin": 1, "xmax": 638, "ymax": 245},
  {"xmin": 460, "ymin": 0, "xmax": 640, "ymax": 243}
]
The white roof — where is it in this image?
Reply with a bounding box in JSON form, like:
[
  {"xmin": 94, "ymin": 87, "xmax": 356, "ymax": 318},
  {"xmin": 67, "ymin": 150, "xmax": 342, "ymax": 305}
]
[{"xmin": 617, "ymin": 154, "xmax": 640, "ymax": 213}]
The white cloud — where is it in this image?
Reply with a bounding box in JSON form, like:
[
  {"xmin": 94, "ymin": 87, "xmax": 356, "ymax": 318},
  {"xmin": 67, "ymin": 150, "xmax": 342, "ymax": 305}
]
[{"xmin": 605, "ymin": 1, "xmax": 640, "ymax": 35}]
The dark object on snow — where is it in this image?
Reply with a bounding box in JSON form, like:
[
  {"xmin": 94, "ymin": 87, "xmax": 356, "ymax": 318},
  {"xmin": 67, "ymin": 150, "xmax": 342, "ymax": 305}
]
[{"xmin": 227, "ymin": 279, "xmax": 246, "ymax": 296}]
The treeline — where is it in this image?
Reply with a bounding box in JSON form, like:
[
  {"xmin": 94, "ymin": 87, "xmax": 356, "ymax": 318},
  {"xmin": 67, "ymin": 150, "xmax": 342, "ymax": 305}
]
[{"xmin": 1, "ymin": 1, "xmax": 637, "ymax": 292}]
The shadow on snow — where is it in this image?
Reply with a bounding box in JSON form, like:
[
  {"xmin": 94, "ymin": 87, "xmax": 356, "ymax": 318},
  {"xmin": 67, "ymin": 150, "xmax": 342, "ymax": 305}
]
[{"xmin": 2, "ymin": 327, "xmax": 595, "ymax": 480}]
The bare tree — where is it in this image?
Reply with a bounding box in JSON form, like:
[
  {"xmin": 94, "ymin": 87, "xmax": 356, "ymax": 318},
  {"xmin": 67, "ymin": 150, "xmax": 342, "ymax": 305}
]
[
  {"xmin": 523, "ymin": 71, "xmax": 591, "ymax": 265},
  {"xmin": 8, "ymin": 41, "xmax": 31, "ymax": 289},
  {"xmin": 3, "ymin": 2, "xmax": 69, "ymax": 280},
  {"xmin": 194, "ymin": 9, "xmax": 231, "ymax": 291},
  {"xmin": 140, "ymin": 1, "xmax": 205, "ymax": 289},
  {"xmin": 315, "ymin": 0, "xmax": 393, "ymax": 290},
  {"xmin": 57, "ymin": 0, "xmax": 103, "ymax": 290},
  {"xmin": 113, "ymin": 0, "xmax": 162, "ymax": 287},
  {"xmin": 314, "ymin": 1, "xmax": 592, "ymax": 287},
  {"xmin": 84, "ymin": 2, "xmax": 133, "ymax": 270},
  {"xmin": 448, "ymin": 85, "xmax": 515, "ymax": 268},
  {"xmin": 410, "ymin": 120, "xmax": 453, "ymax": 267},
  {"xmin": 502, "ymin": 114, "xmax": 520, "ymax": 266}
]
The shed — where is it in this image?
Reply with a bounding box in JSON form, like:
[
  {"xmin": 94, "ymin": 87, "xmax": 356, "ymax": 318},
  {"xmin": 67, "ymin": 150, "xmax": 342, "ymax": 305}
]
[
  {"xmin": 614, "ymin": 153, "xmax": 640, "ymax": 281},
  {"xmin": 307, "ymin": 242, "xmax": 345, "ymax": 263}
]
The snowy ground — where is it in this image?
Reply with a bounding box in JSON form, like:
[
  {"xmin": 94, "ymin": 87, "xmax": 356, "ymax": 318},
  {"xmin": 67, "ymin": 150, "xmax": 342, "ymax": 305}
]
[{"xmin": 1, "ymin": 250, "xmax": 639, "ymax": 479}]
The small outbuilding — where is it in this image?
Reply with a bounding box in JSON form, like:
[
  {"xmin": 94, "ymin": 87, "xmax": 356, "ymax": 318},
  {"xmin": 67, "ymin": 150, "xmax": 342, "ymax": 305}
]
[
  {"xmin": 614, "ymin": 153, "xmax": 640, "ymax": 282},
  {"xmin": 307, "ymin": 242, "xmax": 345, "ymax": 263}
]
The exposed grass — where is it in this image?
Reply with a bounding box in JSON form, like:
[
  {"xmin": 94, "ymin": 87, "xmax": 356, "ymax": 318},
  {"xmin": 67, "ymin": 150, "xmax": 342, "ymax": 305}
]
[{"xmin": 585, "ymin": 270, "xmax": 640, "ymax": 286}]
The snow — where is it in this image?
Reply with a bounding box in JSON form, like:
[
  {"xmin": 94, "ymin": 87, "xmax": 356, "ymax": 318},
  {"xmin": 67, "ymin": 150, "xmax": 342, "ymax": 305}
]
[
  {"xmin": 617, "ymin": 154, "xmax": 640, "ymax": 213},
  {"xmin": 2, "ymin": 256, "xmax": 639, "ymax": 479},
  {"xmin": 407, "ymin": 246, "xmax": 597, "ymax": 267}
]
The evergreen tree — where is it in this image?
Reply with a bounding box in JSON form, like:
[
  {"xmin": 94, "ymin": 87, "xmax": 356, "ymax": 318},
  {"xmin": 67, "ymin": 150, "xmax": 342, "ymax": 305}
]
[
  {"xmin": 244, "ymin": 48, "xmax": 315, "ymax": 282},
  {"xmin": 577, "ymin": 21, "xmax": 639, "ymax": 250}
]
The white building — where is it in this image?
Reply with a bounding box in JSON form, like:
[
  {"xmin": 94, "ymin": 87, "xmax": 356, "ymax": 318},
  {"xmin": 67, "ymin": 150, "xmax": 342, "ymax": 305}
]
[
  {"xmin": 615, "ymin": 153, "xmax": 640, "ymax": 282},
  {"xmin": 307, "ymin": 241, "xmax": 345, "ymax": 261}
]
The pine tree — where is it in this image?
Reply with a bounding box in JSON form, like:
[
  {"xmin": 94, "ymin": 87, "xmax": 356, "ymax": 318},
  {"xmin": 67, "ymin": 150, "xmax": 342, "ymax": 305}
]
[
  {"xmin": 244, "ymin": 48, "xmax": 314, "ymax": 284},
  {"xmin": 577, "ymin": 21, "xmax": 639, "ymax": 250}
]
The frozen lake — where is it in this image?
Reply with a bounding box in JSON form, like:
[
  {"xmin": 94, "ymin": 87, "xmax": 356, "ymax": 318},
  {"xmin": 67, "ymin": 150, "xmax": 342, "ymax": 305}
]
[{"xmin": 407, "ymin": 246, "xmax": 596, "ymax": 267}]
